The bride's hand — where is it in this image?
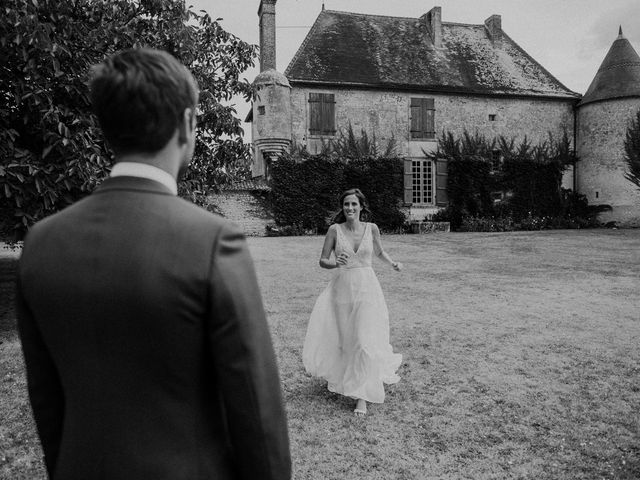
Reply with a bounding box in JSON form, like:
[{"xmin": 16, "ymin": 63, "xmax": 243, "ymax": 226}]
[{"xmin": 336, "ymin": 253, "xmax": 349, "ymax": 266}]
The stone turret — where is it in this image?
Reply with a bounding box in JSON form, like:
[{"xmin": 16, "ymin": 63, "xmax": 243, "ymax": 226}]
[
  {"xmin": 576, "ymin": 27, "xmax": 640, "ymax": 226},
  {"xmin": 251, "ymin": 0, "xmax": 292, "ymax": 179}
]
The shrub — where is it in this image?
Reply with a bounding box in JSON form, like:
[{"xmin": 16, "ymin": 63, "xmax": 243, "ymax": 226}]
[
  {"xmin": 269, "ymin": 150, "xmax": 405, "ymax": 233},
  {"xmin": 624, "ymin": 109, "xmax": 640, "ymax": 190},
  {"xmin": 427, "ymin": 129, "xmax": 608, "ymax": 231},
  {"xmin": 0, "ymin": 0, "xmax": 257, "ymax": 239}
]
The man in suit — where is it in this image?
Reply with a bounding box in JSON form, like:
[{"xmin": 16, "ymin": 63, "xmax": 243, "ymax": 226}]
[{"xmin": 17, "ymin": 48, "xmax": 291, "ymax": 480}]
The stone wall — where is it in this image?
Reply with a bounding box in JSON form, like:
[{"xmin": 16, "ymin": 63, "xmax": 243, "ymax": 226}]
[
  {"xmin": 289, "ymin": 87, "xmax": 576, "ymax": 156},
  {"xmin": 208, "ymin": 191, "xmax": 273, "ymax": 237},
  {"xmin": 288, "ymin": 86, "xmax": 576, "ymax": 217},
  {"xmin": 577, "ymin": 98, "xmax": 640, "ymax": 226}
]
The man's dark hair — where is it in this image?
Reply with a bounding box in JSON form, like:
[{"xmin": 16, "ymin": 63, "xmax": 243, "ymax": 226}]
[{"xmin": 90, "ymin": 48, "xmax": 199, "ymax": 155}]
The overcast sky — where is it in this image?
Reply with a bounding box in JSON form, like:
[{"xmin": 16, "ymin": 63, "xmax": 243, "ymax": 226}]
[{"xmin": 189, "ymin": 0, "xmax": 640, "ymax": 138}]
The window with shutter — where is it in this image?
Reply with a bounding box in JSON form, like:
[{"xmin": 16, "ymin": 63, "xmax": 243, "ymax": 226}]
[
  {"xmin": 309, "ymin": 93, "xmax": 336, "ymax": 136},
  {"xmin": 403, "ymin": 159, "xmax": 435, "ymax": 205},
  {"xmin": 410, "ymin": 98, "xmax": 435, "ymax": 139},
  {"xmin": 435, "ymin": 158, "xmax": 448, "ymax": 206}
]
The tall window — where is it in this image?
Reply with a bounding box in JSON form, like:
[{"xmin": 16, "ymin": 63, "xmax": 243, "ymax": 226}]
[
  {"xmin": 308, "ymin": 93, "xmax": 335, "ymax": 136},
  {"xmin": 412, "ymin": 159, "xmax": 434, "ymax": 205},
  {"xmin": 410, "ymin": 98, "xmax": 435, "ymax": 139}
]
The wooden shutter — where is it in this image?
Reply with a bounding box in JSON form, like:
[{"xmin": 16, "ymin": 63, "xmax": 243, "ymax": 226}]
[
  {"xmin": 309, "ymin": 93, "xmax": 335, "ymax": 135},
  {"xmin": 410, "ymin": 98, "xmax": 423, "ymax": 139},
  {"xmin": 321, "ymin": 93, "xmax": 335, "ymax": 134},
  {"xmin": 403, "ymin": 158, "xmax": 413, "ymax": 205},
  {"xmin": 410, "ymin": 98, "xmax": 435, "ymax": 139},
  {"xmin": 424, "ymin": 98, "xmax": 435, "ymax": 138},
  {"xmin": 435, "ymin": 158, "xmax": 448, "ymax": 206},
  {"xmin": 309, "ymin": 93, "xmax": 322, "ymax": 134}
]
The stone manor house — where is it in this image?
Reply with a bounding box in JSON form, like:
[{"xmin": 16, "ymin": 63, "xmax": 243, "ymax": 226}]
[{"xmin": 247, "ymin": 1, "xmax": 640, "ymax": 227}]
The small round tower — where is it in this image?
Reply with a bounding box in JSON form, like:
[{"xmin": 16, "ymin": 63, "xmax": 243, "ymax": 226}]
[
  {"xmin": 576, "ymin": 27, "xmax": 640, "ymax": 226},
  {"xmin": 250, "ymin": 0, "xmax": 292, "ymax": 179},
  {"xmin": 251, "ymin": 69, "xmax": 292, "ymax": 178}
]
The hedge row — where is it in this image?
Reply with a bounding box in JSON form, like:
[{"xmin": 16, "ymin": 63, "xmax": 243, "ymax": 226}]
[
  {"xmin": 269, "ymin": 153, "xmax": 405, "ymax": 233},
  {"xmin": 429, "ymin": 130, "xmax": 609, "ymax": 229}
]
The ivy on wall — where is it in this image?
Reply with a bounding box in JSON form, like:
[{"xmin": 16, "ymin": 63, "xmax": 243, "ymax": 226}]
[
  {"xmin": 269, "ymin": 153, "xmax": 405, "ymax": 234},
  {"xmin": 430, "ymin": 130, "xmax": 609, "ymax": 229},
  {"xmin": 624, "ymin": 109, "xmax": 640, "ymax": 190}
]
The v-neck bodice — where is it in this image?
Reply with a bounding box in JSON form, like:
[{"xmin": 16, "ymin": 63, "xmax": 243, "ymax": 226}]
[{"xmin": 335, "ymin": 222, "xmax": 373, "ymax": 268}]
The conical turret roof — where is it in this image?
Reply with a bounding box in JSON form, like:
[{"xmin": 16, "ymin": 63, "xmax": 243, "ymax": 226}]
[{"xmin": 580, "ymin": 27, "xmax": 640, "ymax": 106}]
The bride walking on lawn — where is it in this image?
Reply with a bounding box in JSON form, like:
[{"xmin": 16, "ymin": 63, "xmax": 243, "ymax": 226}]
[{"xmin": 303, "ymin": 188, "xmax": 403, "ymax": 416}]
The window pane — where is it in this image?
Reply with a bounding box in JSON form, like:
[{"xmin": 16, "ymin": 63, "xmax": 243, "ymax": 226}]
[{"xmin": 411, "ymin": 160, "xmax": 434, "ymax": 204}]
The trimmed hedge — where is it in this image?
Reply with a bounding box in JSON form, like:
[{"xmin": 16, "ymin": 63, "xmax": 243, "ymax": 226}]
[{"xmin": 269, "ymin": 153, "xmax": 405, "ymax": 233}]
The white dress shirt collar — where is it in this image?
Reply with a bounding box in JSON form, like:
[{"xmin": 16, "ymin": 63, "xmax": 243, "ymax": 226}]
[{"xmin": 110, "ymin": 162, "xmax": 178, "ymax": 195}]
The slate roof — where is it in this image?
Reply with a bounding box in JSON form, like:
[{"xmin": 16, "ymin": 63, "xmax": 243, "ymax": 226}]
[
  {"xmin": 580, "ymin": 28, "xmax": 640, "ymax": 106},
  {"xmin": 285, "ymin": 10, "xmax": 580, "ymax": 100}
]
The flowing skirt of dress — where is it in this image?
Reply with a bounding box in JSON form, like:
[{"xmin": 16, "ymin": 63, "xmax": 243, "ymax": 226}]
[{"xmin": 303, "ymin": 266, "xmax": 402, "ymax": 403}]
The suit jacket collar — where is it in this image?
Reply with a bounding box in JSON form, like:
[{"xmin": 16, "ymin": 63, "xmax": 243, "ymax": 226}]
[
  {"xmin": 110, "ymin": 162, "xmax": 177, "ymax": 194},
  {"xmin": 94, "ymin": 176, "xmax": 176, "ymax": 196}
]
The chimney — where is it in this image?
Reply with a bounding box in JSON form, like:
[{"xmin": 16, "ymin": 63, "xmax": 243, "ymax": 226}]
[
  {"xmin": 258, "ymin": 0, "xmax": 277, "ymax": 71},
  {"xmin": 484, "ymin": 14, "xmax": 502, "ymax": 47},
  {"xmin": 422, "ymin": 6, "xmax": 442, "ymax": 48}
]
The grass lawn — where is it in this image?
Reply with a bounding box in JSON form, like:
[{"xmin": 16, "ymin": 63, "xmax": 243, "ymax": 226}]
[{"xmin": 1, "ymin": 230, "xmax": 639, "ymax": 479}]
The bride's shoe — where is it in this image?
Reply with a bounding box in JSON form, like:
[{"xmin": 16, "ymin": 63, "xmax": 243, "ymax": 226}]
[{"xmin": 354, "ymin": 399, "xmax": 367, "ymax": 416}]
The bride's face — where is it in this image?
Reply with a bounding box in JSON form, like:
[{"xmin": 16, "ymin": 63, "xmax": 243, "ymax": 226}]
[{"xmin": 342, "ymin": 194, "xmax": 361, "ymax": 220}]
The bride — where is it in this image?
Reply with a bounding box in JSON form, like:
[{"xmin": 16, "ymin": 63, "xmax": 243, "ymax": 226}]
[{"xmin": 303, "ymin": 188, "xmax": 403, "ymax": 416}]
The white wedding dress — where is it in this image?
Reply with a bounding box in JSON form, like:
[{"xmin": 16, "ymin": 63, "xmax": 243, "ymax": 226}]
[{"xmin": 303, "ymin": 222, "xmax": 402, "ymax": 403}]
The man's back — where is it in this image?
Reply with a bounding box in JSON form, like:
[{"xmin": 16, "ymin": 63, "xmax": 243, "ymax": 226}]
[{"xmin": 18, "ymin": 176, "xmax": 291, "ymax": 479}]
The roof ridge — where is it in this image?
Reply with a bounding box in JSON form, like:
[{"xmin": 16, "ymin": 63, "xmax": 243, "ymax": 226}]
[
  {"xmin": 323, "ymin": 10, "xmax": 494, "ymax": 28},
  {"xmin": 443, "ymin": 21, "xmax": 485, "ymax": 28},
  {"xmin": 323, "ymin": 9, "xmax": 418, "ymax": 21}
]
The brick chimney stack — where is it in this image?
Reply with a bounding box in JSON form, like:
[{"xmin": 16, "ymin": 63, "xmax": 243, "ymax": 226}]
[
  {"xmin": 484, "ymin": 14, "xmax": 502, "ymax": 48},
  {"xmin": 258, "ymin": 0, "xmax": 277, "ymax": 71},
  {"xmin": 422, "ymin": 6, "xmax": 442, "ymax": 48}
]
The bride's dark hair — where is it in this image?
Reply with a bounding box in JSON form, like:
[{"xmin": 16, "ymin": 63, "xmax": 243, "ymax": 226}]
[{"xmin": 332, "ymin": 188, "xmax": 371, "ymax": 224}]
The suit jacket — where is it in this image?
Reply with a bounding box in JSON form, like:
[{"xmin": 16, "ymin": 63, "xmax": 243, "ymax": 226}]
[{"xmin": 17, "ymin": 176, "xmax": 291, "ymax": 480}]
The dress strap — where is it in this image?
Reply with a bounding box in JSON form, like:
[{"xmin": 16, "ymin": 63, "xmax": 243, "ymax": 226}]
[{"xmin": 335, "ymin": 223, "xmax": 345, "ymax": 251}]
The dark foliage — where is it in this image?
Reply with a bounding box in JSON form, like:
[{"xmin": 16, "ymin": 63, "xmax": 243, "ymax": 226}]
[
  {"xmin": 429, "ymin": 130, "xmax": 607, "ymax": 230},
  {"xmin": 1, "ymin": 0, "xmax": 257, "ymax": 239},
  {"xmin": 269, "ymin": 155, "xmax": 344, "ymax": 233},
  {"xmin": 269, "ymin": 151, "xmax": 405, "ymax": 234},
  {"xmin": 624, "ymin": 109, "xmax": 640, "ymax": 190}
]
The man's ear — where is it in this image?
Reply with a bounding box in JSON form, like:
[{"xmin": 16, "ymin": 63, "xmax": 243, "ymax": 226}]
[{"xmin": 177, "ymin": 108, "xmax": 194, "ymax": 145}]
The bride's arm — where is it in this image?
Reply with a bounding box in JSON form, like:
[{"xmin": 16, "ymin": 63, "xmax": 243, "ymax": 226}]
[
  {"xmin": 319, "ymin": 225, "xmax": 339, "ymax": 269},
  {"xmin": 372, "ymin": 223, "xmax": 402, "ymax": 271}
]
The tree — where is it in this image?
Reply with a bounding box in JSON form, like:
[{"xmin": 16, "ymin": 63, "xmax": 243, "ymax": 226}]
[
  {"xmin": 624, "ymin": 109, "xmax": 640, "ymax": 190},
  {"xmin": 0, "ymin": 0, "xmax": 257, "ymax": 238}
]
